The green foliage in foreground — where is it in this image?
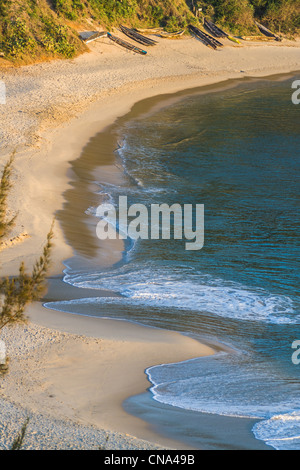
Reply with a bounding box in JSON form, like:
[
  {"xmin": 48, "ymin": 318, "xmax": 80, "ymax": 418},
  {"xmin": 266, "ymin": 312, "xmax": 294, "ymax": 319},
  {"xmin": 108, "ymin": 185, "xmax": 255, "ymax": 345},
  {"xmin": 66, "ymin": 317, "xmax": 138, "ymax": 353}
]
[
  {"xmin": 0, "ymin": 229, "xmax": 53, "ymax": 331},
  {"xmin": 10, "ymin": 418, "xmax": 30, "ymax": 450},
  {"xmin": 0, "ymin": 154, "xmax": 17, "ymax": 241},
  {"xmin": 0, "ymin": 155, "xmax": 54, "ymax": 333}
]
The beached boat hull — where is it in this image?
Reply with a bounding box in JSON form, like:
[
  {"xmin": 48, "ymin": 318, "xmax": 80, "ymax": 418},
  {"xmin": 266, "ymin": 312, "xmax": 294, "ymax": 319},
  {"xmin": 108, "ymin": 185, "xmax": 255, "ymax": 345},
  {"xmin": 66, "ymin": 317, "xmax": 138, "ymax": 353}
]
[
  {"xmin": 189, "ymin": 25, "xmax": 223, "ymax": 49},
  {"xmin": 204, "ymin": 19, "xmax": 227, "ymax": 38},
  {"xmin": 203, "ymin": 19, "xmax": 240, "ymax": 44},
  {"xmin": 135, "ymin": 28, "xmax": 164, "ymax": 34},
  {"xmin": 79, "ymin": 31, "xmax": 107, "ymax": 44},
  {"xmin": 227, "ymin": 36, "xmax": 241, "ymax": 44},
  {"xmin": 157, "ymin": 30, "xmax": 185, "ymax": 39},
  {"xmin": 107, "ymin": 32, "xmax": 147, "ymax": 55},
  {"xmin": 255, "ymin": 21, "xmax": 282, "ymax": 41},
  {"xmin": 135, "ymin": 28, "xmax": 185, "ymax": 39},
  {"xmin": 120, "ymin": 25, "xmax": 157, "ymax": 46},
  {"xmin": 241, "ymin": 35, "xmax": 277, "ymax": 41}
]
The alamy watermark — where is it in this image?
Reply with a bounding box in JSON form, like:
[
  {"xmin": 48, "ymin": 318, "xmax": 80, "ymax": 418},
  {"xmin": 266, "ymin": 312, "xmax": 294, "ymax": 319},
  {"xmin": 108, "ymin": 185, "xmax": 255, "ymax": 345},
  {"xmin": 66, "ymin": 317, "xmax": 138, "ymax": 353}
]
[
  {"xmin": 291, "ymin": 80, "xmax": 300, "ymax": 105},
  {"xmin": 291, "ymin": 81, "xmax": 299, "ymax": 364},
  {"xmin": 292, "ymin": 341, "xmax": 300, "ymax": 365},
  {"xmin": 0, "ymin": 80, "xmax": 6, "ymax": 104},
  {"xmin": 96, "ymin": 196, "xmax": 204, "ymax": 251}
]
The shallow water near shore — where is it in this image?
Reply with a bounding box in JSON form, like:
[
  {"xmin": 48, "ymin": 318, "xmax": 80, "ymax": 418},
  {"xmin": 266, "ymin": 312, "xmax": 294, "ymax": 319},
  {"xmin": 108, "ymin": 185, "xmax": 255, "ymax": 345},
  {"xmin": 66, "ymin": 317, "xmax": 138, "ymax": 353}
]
[{"xmin": 46, "ymin": 74, "xmax": 300, "ymax": 450}]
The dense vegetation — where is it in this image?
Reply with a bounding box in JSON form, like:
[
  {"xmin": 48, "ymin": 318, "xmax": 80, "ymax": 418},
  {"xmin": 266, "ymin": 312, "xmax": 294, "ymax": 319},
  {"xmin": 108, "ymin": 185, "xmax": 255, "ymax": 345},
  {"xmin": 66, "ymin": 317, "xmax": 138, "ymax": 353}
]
[
  {"xmin": 0, "ymin": 0, "xmax": 85, "ymax": 63},
  {"xmin": 0, "ymin": 0, "xmax": 299, "ymax": 62},
  {"xmin": 197, "ymin": 0, "xmax": 300, "ymax": 35}
]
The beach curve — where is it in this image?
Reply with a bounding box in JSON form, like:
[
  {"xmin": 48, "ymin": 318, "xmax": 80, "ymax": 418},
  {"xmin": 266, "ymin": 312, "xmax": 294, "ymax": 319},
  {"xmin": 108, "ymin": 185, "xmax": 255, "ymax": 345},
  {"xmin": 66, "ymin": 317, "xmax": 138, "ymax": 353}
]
[{"xmin": 0, "ymin": 36, "xmax": 299, "ymax": 450}]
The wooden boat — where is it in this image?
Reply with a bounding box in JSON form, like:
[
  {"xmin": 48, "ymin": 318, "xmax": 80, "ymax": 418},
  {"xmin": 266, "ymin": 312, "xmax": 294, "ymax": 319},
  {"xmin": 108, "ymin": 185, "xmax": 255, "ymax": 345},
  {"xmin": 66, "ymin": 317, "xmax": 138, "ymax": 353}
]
[
  {"xmin": 240, "ymin": 35, "xmax": 276, "ymax": 41},
  {"xmin": 227, "ymin": 36, "xmax": 241, "ymax": 44},
  {"xmin": 157, "ymin": 30, "xmax": 185, "ymax": 39},
  {"xmin": 255, "ymin": 21, "xmax": 282, "ymax": 41},
  {"xmin": 107, "ymin": 32, "xmax": 147, "ymax": 55},
  {"xmin": 135, "ymin": 27, "xmax": 164, "ymax": 34},
  {"xmin": 79, "ymin": 31, "xmax": 107, "ymax": 44},
  {"xmin": 189, "ymin": 25, "xmax": 223, "ymax": 49},
  {"xmin": 204, "ymin": 19, "xmax": 240, "ymax": 44},
  {"xmin": 120, "ymin": 25, "xmax": 157, "ymax": 46},
  {"xmin": 204, "ymin": 19, "xmax": 227, "ymax": 38},
  {"xmin": 135, "ymin": 27, "xmax": 185, "ymax": 39}
]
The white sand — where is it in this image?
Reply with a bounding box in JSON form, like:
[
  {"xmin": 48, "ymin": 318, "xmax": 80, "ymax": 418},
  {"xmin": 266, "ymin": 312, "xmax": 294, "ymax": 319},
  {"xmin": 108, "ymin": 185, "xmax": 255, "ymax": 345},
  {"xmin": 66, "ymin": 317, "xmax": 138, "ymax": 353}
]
[
  {"xmin": 0, "ymin": 33, "xmax": 299, "ymax": 450},
  {"xmin": 0, "ymin": 307, "xmax": 214, "ymax": 449},
  {"xmin": 1, "ymin": 34, "xmax": 299, "ymax": 275}
]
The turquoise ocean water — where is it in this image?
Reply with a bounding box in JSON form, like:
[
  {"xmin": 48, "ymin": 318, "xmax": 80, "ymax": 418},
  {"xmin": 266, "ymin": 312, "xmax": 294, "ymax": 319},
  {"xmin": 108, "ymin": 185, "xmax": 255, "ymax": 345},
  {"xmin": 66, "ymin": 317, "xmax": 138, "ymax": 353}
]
[{"xmin": 46, "ymin": 76, "xmax": 300, "ymax": 449}]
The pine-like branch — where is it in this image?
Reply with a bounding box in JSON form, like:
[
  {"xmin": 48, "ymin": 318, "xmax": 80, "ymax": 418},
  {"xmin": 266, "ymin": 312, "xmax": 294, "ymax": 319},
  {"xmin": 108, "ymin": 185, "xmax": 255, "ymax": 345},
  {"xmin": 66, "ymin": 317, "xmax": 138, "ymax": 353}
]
[
  {"xmin": 10, "ymin": 417, "xmax": 30, "ymax": 450},
  {"xmin": 0, "ymin": 154, "xmax": 54, "ymax": 332},
  {"xmin": 0, "ymin": 152, "xmax": 17, "ymax": 240},
  {"xmin": 0, "ymin": 223, "xmax": 54, "ymax": 331}
]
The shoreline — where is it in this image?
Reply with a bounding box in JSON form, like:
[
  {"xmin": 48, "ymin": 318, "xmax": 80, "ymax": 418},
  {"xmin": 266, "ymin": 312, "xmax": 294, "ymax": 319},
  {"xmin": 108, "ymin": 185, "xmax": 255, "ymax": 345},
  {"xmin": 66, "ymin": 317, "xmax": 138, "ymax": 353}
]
[
  {"xmin": 1, "ymin": 37, "xmax": 300, "ymax": 275},
  {"xmin": 0, "ymin": 38, "xmax": 299, "ymax": 449},
  {"xmin": 54, "ymin": 67, "xmax": 300, "ymax": 275}
]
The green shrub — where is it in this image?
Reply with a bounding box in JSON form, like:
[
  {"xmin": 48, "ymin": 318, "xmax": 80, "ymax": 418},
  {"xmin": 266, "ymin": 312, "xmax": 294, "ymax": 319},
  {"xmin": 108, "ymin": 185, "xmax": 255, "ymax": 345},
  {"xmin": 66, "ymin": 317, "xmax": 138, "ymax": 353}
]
[
  {"xmin": 0, "ymin": 0, "xmax": 11, "ymax": 18},
  {"xmin": 1, "ymin": 18, "xmax": 35, "ymax": 57},
  {"xmin": 87, "ymin": 0, "xmax": 139, "ymax": 25},
  {"xmin": 209, "ymin": 0, "xmax": 256, "ymax": 34},
  {"xmin": 0, "ymin": 0, "xmax": 299, "ymax": 64},
  {"xmin": 198, "ymin": 0, "xmax": 299, "ymax": 34},
  {"xmin": 260, "ymin": 0, "xmax": 300, "ymax": 33},
  {"xmin": 53, "ymin": 0, "xmax": 86, "ymax": 21},
  {"xmin": 40, "ymin": 17, "xmax": 77, "ymax": 58}
]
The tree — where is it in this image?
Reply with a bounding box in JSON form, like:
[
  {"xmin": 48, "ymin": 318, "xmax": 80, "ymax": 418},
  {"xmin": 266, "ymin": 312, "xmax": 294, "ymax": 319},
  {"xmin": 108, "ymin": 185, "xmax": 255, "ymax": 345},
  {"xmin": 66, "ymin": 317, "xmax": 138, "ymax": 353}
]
[
  {"xmin": 0, "ymin": 152, "xmax": 17, "ymax": 241},
  {"xmin": 0, "ymin": 154, "xmax": 53, "ymax": 335}
]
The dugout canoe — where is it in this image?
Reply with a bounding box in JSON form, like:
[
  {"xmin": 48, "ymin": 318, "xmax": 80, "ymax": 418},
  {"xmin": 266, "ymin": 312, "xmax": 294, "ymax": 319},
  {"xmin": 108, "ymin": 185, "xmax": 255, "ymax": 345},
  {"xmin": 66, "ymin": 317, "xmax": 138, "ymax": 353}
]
[
  {"xmin": 240, "ymin": 35, "xmax": 276, "ymax": 41},
  {"xmin": 107, "ymin": 32, "xmax": 147, "ymax": 55},
  {"xmin": 120, "ymin": 25, "xmax": 157, "ymax": 46},
  {"xmin": 157, "ymin": 30, "xmax": 185, "ymax": 38},
  {"xmin": 189, "ymin": 25, "xmax": 223, "ymax": 49},
  {"xmin": 255, "ymin": 21, "xmax": 282, "ymax": 41},
  {"xmin": 203, "ymin": 19, "xmax": 240, "ymax": 44},
  {"xmin": 79, "ymin": 31, "xmax": 107, "ymax": 44},
  {"xmin": 135, "ymin": 27, "xmax": 164, "ymax": 34},
  {"xmin": 204, "ymin": 19, "xmax": 228, "ymax": 38}
]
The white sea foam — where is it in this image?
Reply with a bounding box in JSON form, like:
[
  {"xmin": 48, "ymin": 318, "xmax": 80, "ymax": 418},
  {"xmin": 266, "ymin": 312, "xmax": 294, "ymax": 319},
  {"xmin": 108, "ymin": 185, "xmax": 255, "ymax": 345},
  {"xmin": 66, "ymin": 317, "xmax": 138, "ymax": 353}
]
[
  {"xmin": 52, "ymin": 81, "xmax": 300, "ymax": 450},
  {"xmin": 144, "ymin": 357, "xmax": 300, "ymax": 450},
  {"xmin": 61, "ymin": 263, "xmax": 297, "ymax": 325},
  {"xmin": 253, "ymin": 412, "xmax": 300, "ymax": 450}
]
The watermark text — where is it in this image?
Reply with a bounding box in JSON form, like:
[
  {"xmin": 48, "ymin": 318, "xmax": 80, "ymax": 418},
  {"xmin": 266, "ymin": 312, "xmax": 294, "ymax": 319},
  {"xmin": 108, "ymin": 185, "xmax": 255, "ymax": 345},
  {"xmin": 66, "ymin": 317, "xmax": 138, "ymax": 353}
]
[
  {"xmin": 96, "ymin": 196, "xmax": 204, "ymax": 251},
  {"xmin": 292, "ymin": 340, "xmax": 300, "ymax": 365},
  {"xmin": 292, "ymin": 80, "xmax": 300, "ymax": 105},
  {"xmin": 0, "ymin": 80, "xmax": 6, "ymax": 104}
]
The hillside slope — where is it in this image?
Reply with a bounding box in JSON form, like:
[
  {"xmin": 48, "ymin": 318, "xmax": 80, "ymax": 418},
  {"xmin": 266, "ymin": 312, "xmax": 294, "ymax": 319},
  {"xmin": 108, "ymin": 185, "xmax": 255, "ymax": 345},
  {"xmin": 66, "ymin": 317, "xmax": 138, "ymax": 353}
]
[{"xmin": 0, "ymin": 0, "xmax": 299, "ymax": 64}]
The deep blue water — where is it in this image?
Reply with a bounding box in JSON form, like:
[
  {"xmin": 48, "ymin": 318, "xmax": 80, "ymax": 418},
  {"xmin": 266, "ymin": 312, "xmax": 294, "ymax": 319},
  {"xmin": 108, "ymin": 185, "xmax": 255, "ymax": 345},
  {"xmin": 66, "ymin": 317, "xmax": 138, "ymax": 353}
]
[{"xmin": 46, "ymin": 76, "xmax": 300, "ymax": 449}]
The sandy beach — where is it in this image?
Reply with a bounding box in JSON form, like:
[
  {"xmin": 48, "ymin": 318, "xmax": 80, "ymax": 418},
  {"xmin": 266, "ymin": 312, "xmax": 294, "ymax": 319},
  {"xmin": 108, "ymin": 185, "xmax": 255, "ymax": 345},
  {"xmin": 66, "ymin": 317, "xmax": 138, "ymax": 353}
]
[{"xmin": 0, "ymin": 32, "xmax": 299, "ymax": 450}]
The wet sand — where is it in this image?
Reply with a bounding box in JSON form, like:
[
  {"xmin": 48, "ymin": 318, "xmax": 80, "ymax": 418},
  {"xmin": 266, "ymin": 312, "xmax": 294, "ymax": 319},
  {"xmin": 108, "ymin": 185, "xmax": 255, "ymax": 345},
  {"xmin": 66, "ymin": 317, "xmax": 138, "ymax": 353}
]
[{"xmin": 0, "ymin": 36, "xmax": 299, "ymax": 449}]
